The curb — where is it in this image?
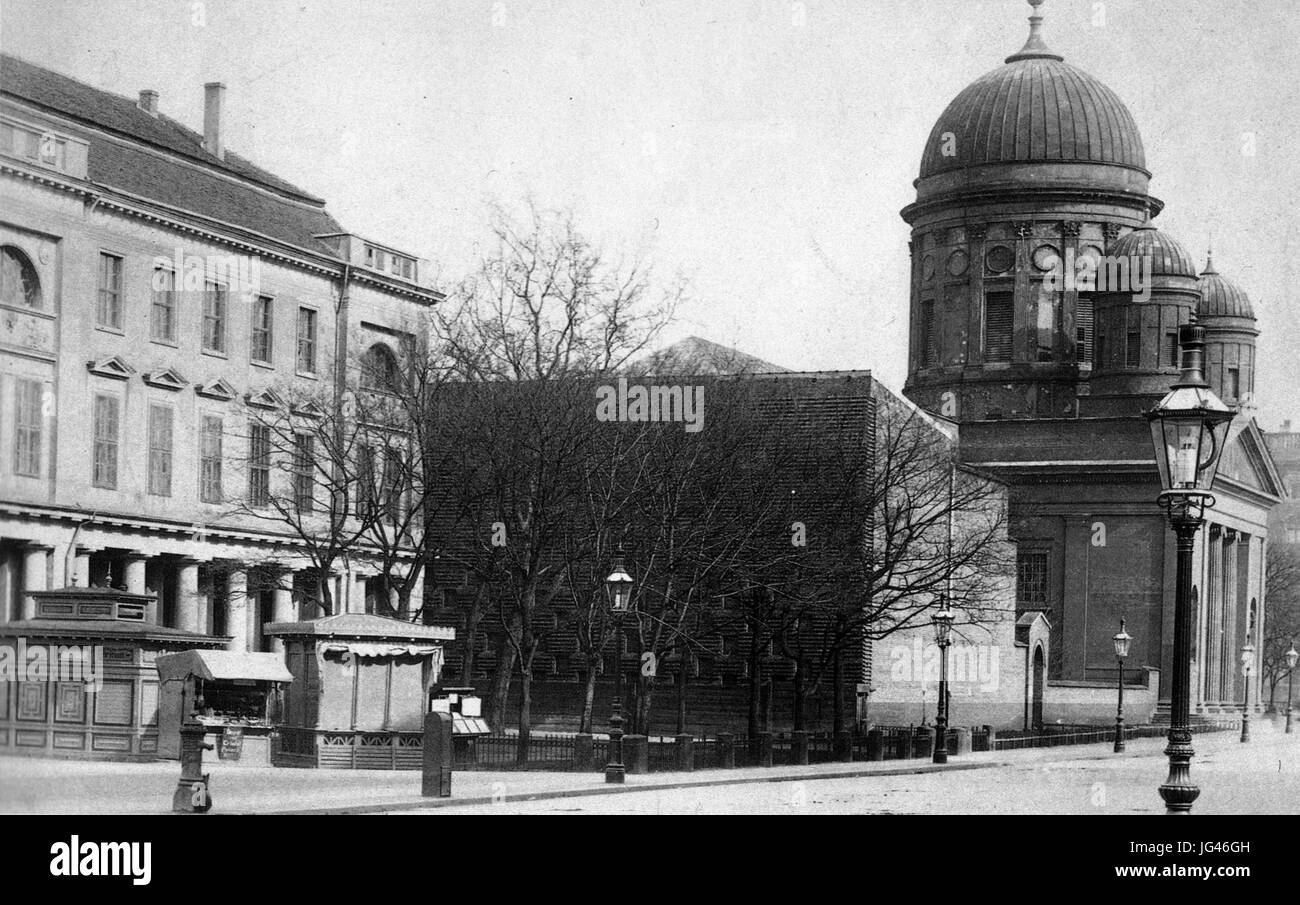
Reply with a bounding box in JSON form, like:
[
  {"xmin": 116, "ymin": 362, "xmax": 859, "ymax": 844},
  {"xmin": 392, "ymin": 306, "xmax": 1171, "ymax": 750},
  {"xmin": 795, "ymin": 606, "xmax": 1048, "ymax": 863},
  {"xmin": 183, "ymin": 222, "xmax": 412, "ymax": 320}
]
[{"xmin": 255, "ymin": 758, "xmax": 1011, "ymax": 815}]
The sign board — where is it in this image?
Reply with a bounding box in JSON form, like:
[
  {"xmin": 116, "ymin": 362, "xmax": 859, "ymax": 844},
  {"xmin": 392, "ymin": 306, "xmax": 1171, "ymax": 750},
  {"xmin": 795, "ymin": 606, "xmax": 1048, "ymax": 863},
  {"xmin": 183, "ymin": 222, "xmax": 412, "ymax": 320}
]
[{"xmin": 220, "ymin": 725, "xmax": 244, "ymax": 761}]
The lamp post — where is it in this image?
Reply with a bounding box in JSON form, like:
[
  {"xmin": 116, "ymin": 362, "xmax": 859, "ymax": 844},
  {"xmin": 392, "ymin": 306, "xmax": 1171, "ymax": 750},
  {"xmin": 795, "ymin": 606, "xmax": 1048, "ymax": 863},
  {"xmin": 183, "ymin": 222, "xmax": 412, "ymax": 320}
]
[
  {"xmin": 603, "ymin": 554, "xmax": 634, "ymax": 784},
  {"xmin": 1285, "ymin": 642, "xmax": 1298, "ymax": 734},
  {"xmin": 931, "ymin": 603, "xmax": 955, "ymax": 764},
  {"xmin": 1113, "ymin": 619, "xmax": 1132, "ymax": 753},
  {"xmin": 1146, "ymin": 321, "xmax": 1235, "ymax": 815},
  {"xmin": 1239, "ymin": 640, "xmax": 1254, "ymax": 743}
]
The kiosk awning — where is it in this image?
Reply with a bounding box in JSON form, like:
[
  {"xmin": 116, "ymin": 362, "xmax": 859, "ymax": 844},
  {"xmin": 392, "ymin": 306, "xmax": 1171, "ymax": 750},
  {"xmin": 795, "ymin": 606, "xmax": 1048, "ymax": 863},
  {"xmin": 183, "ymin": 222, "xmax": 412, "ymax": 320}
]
[
  {"xmin": 156, "ymin": 649, "xmax": 294, "ymax": 683},
  {"xmin": 319, "ymin": 641, "xmax": 444, "ymax": 659}
]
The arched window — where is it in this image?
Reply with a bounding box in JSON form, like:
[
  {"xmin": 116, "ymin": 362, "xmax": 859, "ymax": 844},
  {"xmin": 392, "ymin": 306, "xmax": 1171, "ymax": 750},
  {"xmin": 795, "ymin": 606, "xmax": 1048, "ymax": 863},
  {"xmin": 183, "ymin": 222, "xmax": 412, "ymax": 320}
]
[
  {"xmin": 360, "ymin": 343, "xmax": 399, "ymax": 393},
  {"xmin": 0, "ymin": 245, "xmax": 41, "ymax": 310}
]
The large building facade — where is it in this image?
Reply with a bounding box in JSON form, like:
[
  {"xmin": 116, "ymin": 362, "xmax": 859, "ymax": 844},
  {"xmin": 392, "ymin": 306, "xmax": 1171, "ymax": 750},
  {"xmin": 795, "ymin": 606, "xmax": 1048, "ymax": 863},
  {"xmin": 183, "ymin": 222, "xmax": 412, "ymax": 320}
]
[
  {"xmin": 0, "ymin": 55, "xmax": 439, "ymax": 652},
  {"xmin": 900, "ymin": 2, "xmax": 1283, "ymax": 716}
]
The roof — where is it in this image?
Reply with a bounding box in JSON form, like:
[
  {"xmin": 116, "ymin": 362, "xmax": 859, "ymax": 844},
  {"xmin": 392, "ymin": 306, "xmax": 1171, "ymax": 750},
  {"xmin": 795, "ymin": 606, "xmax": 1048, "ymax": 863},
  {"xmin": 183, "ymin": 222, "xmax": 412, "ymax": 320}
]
[
  {"xmin": 1, "ymin": 54, "xmax": 346, "ymax": 253},
  {"xmin": 631, "ymin": 336, "xmax": 791, "ymax": 377},
  {"xmin": 1110, "ymin": 225, "xmax": 1198, "ymax": 278},
  {"xmin": 156, "ymin": 649, "xmax": 294, "ymax": 683},
  {"xmin": 919, "ymin": 9, "xmax": 1145, "ymax": 180},
  {"xmin": 0, "ymin": 618, "xmax": 225, "ymax": 645},
  {"xmin": 1198, "ymin": 255, "xmax": 1255, "ymax": 320},
  {"xmin": 263, "ymin": 612, "xmax": 455, "ymax": 641}
]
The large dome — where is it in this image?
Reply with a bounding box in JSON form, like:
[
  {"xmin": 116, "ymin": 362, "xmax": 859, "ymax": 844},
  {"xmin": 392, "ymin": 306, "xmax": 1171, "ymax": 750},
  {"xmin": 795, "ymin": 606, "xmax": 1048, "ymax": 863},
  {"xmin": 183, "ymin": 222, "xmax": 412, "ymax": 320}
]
[
  {"xmin": 1109, "ymin": 225, "xmax": 1197, "ymax": 278},
  {"xmin": 917, "ymin": 2, "xmax": 1146, "ymax": 183}
]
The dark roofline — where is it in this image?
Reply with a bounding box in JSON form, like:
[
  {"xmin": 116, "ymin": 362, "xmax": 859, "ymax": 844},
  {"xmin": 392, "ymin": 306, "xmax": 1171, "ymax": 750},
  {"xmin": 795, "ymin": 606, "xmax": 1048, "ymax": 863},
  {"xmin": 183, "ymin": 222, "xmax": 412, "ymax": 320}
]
[{"xmin": 1, "ymin": 53, "xmax": 326, "ymax": 205}]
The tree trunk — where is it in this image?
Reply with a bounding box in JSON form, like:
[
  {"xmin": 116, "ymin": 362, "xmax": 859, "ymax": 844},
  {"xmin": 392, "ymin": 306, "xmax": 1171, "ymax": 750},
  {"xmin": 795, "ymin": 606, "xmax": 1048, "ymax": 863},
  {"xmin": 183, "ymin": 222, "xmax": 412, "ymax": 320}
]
[
  {"xmin": 516, "ymin": 667, "xmax": 532, "ymax": 765},
  {"xmin": 637, "ymin": 674, "xmax": 656, "ymax": 737},
  {"xmin": 832, "ymin": 639, "xmax": 845, "ymax": 736},
  {"xmin": 676, "ymin": 662, "xmax": 688, "ymax": 735},
  {"xmin": 458, "ymin": 585, "xmax": 489, "ymax": 686},
  {"xmin": 748, "ymin": 629, "xmax": 763, "ymax": 739},
  {"xmin": 579, "ymin": 664, "xmax": 599, "ymax": 734},
  {"xmin": 792, "ymin": 654, "xmax": 805, "ymax": 732},
  {"xmin": 487, "ymin": 632, "xmax": 517, "ymax": 730}
]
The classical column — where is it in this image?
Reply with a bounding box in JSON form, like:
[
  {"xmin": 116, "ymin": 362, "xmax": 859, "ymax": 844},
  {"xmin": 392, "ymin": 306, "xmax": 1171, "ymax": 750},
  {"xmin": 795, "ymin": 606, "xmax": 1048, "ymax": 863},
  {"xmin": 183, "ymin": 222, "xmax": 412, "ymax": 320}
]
[
  {"xmin": 1205, "ymin": 527, "xmax": 1221, "ymax": 704},
  {"xmin": 226, "ymin": 569, "xmax": 250, "ymax": 652},
  {"xmin": 20, "ymin": 543, "xmax": 51, "ymax": 620},
  {"xmin": 270, "ymin": 571, "xmax": 296, "ymax": 653},
  {"xmin": 72, "ymin": 547, "xmax": 95, "ymax": 588},
  {"xmin": 349, "ymin": 571, "xmax": 371, "ymax": 615},
  {"xmin": 1222, "ymin": 529, "xmax": 1239, "ymax": 704},
  {"xmin": 176, "ymin": 558, "xmax": 201, "ymax": 633}
]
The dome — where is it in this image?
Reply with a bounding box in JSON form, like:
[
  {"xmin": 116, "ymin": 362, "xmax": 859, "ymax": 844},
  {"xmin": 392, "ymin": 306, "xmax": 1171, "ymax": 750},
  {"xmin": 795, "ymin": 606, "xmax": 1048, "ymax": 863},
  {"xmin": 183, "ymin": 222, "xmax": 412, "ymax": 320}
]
[
  {"xmin": 1109, "ymin": 225, "xmax": 1198, "ymax": 278},
  {"xmin": 1197, "ymin": 256, "xmax": 1255, "ymax": 319},
  {"xmin": 918, "ymin": 7, "xmax": 1146, "ymax": 180}
]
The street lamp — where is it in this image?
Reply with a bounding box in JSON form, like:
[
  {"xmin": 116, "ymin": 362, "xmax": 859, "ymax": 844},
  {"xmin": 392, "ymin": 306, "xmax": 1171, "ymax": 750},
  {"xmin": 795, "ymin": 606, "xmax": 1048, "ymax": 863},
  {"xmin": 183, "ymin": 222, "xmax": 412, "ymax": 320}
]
[
  {"xmin": 1285, "ymin": 641, "xmax": 1298, "ymax": 734},
  {"xmin": 1113, "ymin": 619, "xmax": 1132, "ymax": 753},
  {"xmin": 603, "ymin": 553, "xmax": 634, "ymax": 784},
  {"xmin": 1147, "ymin": 321, "xmax": 1235, "ymax": 815},
  {"xmin": 931, "ymin": 603, "xmax": 955, "ymax": 764},
  {"xmin": 1240, "ymin": 640, "xmax": 1255, "ymax": 743}
]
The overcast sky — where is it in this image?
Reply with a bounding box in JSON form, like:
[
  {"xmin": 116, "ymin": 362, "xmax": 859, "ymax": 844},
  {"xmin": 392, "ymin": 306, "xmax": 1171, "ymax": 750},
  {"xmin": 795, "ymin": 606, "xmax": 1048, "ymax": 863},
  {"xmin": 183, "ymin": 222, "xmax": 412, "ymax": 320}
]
[{"xmin": 4, "ymin": 0, "xmax": 1297, "ymax": 427}]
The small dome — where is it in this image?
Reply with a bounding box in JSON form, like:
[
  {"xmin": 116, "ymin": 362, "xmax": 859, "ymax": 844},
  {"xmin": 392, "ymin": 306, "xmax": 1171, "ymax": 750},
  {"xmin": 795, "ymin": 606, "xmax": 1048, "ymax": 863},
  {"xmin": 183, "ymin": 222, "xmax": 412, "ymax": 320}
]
[
  {"xmin": 1109, "ymin": 225, "xmax": 1198, "ymax": 278},
  {"xmin": 1197, "ymin": 256, "xmax": 1255, "ymax": 319}
]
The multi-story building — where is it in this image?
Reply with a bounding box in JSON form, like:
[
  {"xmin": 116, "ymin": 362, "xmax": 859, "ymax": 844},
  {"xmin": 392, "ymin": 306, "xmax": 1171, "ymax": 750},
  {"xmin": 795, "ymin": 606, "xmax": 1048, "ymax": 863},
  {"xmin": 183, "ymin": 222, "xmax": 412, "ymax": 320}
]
[
  {"xmin": 0, "ymin": 54, "xmax": 441, "ymax": 651},
  {"xmin": 900, "ymin": 3, "xmax": 1284, "ymax": 716}
]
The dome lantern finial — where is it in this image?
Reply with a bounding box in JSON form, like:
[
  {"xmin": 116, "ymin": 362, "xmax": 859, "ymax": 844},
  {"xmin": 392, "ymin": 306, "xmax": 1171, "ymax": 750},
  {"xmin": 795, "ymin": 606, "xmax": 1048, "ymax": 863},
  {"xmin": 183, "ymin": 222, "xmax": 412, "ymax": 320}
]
[{"xmin": 1007, "ymin": 0, "xmax": 1065, "ymax": 63}]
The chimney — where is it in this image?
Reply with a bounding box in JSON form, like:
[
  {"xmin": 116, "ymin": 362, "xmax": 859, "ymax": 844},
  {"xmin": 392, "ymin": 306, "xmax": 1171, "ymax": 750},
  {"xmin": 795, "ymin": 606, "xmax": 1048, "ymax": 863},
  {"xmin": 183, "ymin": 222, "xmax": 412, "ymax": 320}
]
[
  {"xmin": 138, "ymin": 90, "xmax": 158, "ymax": 115},
  {"xmin": 203, "ymin": 82, "xmax": 226, "ymax": 160}
]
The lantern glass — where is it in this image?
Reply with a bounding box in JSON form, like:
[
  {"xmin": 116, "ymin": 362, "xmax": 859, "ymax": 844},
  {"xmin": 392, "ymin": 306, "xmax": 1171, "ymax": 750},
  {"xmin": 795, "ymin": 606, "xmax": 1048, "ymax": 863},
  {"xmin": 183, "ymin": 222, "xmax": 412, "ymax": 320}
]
[
  {"xmin": 1112, "ymin": 624, "xmax": 1132, "ymax": 661},
  {"xmin": 1147, "ymin": 388, "xmax": 1234, "ymax": 494},
  {"xmin": 931, "ymin": 605, "xmax": 954, "ymax": 646},
  {"xmin": 604, "ymin": 560, "xmax": 633, "ymax": 614},
  {"xmin": 1286, "ymin": 644, "xmax": 1299, "ymax": 670},
  {"xmin": 1240, "ymin": 642, "xmax": 1255, "ymax": 668}
]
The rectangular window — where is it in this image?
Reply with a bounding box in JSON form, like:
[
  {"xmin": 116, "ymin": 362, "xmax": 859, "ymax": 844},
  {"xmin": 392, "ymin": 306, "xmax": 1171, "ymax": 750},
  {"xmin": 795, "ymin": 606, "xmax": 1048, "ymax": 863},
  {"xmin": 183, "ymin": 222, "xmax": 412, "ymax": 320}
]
[
  {"xmin": 13, "ymin": 378, "xmax": 43, "ymax": 477},
  {"xmin": 92, "ymin": 394, "xmax": 119, "ymax": 489},
  {"xmin": 251, "ymin": 296, "xmax": 274, "ymax": 364},
  {"xmin": 200, "ymin": 416, "xmax": 223, "ymax": 503},
  {"xmin": 151, "ymin": 267, "xmax": 177, "ymax": 343},
  {"xmin": 1165, "ymin": 331, "xmax": 1179, "ymax": 368},
  {"xmin": 1016, "ymin": 550, "xmax": 1049, "ymax": 611},
  {"xmin": 248, "ymin": 422, "xmax": 271, "ymax": 507},
  {"xmin": 202, "ymin": 281, "xmax": 227, "ymax": 353},
  {"xmin": 147, "ymin": 404, "xmax": 173, "ymax": 496},
  {"xmin": 296, "ymin": 307, "xmax": 317, "ymax": 373},
  {"xmin": 1125, "ymin": 330, "xmax": 1141, "ymax": 368},
  {"xmin": 919, "ymin": 299, "xmax": 937, "ymax": 369},
  {"xmin": 293, "ymin": 433, "xmax": 314, "ymax": 513},
  {"xmin": 1228, "ymin": 367, "xmax": 1241, "ymax": 400},
  {"xmin": 97, "ymin": 253, "xmax": 123, "ymax": 329},
  {"xmin": 1075, "ymin": 294, "xmax": 1094, "ymax": 365},
  {"xmin": 984, "ymin": 291, "xmax": 1014, "ymax": 363}
]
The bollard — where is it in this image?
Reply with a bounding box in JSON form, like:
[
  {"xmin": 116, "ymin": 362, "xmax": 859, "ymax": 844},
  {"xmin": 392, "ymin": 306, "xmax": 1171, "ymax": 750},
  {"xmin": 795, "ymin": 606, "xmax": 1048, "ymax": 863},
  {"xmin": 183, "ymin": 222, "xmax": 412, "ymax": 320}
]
[
  {"xmin": 866, "ymin": 728, "xmax": 884, "ymax": 761},
  {"xmin": 674, "ymin": 734, "xmax": 694, "ymax": 772},
  {"xmin": 624, "ymin": 735, "xmax": 649, "ymax": 774},
  {"xmin": 173, "ymin": 719, "xmax": 213, "ymax": 813},
  {"xmin": 913, "ymin": 726, "xmax": 934, "ymax": 758},
  {"xmin": 574, "ymin": 733, "xmax": 595, "ymax": 771},
  {"xmin": 421, "ymin": 711, "xmax": 453, "ymax": 797},
  {"xmin": 791, "ymin": 730, "xmax": 810, "ymax": 765},
  {"xmin": 718, "ymin": 732, "xmax": 736, "ymax": 769},
  {"xmin": 833, "ymin": 730, "xmax": 853, "ymax": 762}
]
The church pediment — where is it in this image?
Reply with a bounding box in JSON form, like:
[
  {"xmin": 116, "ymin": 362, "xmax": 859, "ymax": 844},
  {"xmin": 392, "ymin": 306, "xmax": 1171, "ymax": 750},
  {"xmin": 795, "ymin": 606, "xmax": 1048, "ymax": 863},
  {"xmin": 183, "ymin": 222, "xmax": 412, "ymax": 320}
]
[
  {"xmin": 142, "ymin": 367, "xmax": 188, "ymax": 391},
  {"xmin": 195, "ymin": 378, "xmax": 237, "ymax": 401},
  {"xmin": 86, "ymin": 355, "xmax": 135, "ymax": 380},
  {"xmin": 1215, "ymin": 418, "xmax": 1284, "ymax": 500},
  {"xmin": 291, "ymin": 400, "xmax": 325, "ymax": 419}
]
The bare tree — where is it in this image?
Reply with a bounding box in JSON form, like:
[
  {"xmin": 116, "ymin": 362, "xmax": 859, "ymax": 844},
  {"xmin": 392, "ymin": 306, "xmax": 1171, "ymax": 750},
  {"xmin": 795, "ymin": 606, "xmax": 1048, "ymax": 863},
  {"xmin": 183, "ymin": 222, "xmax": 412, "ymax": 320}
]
[{"xmin": 1263, "ymin": 544, "xmax": 1300, "ymax": 710}]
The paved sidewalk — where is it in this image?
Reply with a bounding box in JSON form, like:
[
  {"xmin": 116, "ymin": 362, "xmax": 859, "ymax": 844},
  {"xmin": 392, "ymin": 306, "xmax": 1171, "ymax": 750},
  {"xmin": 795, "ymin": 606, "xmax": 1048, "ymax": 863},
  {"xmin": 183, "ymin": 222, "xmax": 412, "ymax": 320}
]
[{"xmin": 0, "ymin": 721, "xmax": 1286, "ymax": 815}]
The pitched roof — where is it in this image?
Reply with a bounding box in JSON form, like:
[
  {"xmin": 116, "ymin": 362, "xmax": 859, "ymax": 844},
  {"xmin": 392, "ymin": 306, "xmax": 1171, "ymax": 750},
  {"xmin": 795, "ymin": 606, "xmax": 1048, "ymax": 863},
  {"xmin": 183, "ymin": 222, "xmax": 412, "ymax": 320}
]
[
  {"xmin": 632, "ymin": 335, "xmax": 792, "ymax": 376},
  {"xmin": 263, "ymin": 612, "xmax": 455, "ymax": 641},
  {"xmin": 2, "ymin": 53, "xmax": 346, "ymax": 253}
]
